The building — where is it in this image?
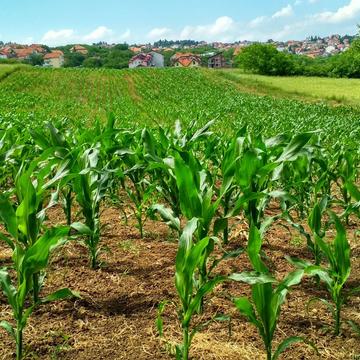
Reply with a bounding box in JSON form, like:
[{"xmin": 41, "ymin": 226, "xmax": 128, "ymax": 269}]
[
  {"xmin": 43, "ymin": 50, "xmax": 64, "ymax": 68},
  {"xmin": 171, "ymin": 53, "xmax": 201, "ymax": 67},
  {"xmin": 13, "ymin": 48, "xmax": 35, "ymax": 60},
  {"xmin": 70, "ymin": 45, "xmax": 88, "ymax": 55},
  {"xmin": 208, "ymin": 53, "xmax": 226, "ymax": 68},
  {"xmin": 129, "ymin": 52, "xmax": 164, "ymax": 68},
  {"xmin": 29, "ymin": 44, "xmax": 46, "ymax": 53}
]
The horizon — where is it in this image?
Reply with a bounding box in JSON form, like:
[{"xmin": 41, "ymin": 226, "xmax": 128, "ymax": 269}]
[{"xmin": 0, "ymin": 0, "xmax": 359, "ymax": 46}]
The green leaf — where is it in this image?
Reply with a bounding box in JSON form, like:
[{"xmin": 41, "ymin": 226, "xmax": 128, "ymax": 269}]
[
  {"xmin": 0, "ymin": 195, "xmax": 18, "ymax": 240},
  {"xmin": 277, "ymin": 133, "xmax": 312, "ymax": 162},
  {"xmin": 0, "ymin": 268, "xmax": 17, "ymax": 312},
  {"xmin": 21, "ymin": 227, "xmax": 69, "ymax": 282},
  {"xmin": 229, "ymin": 272, "xmax": 276, "ymax": 285},
  {"xmin": 308, "ymin": 203, "xmax": 322, "ymax": 236},
  {"xmin": 174, "ymin": 154, "xmax": 202, "ymax": 220},
  {"xmin": 41, "ymin": 288, "xmax": 80, "ymax": 303},
  {"xmin": 156, "ymin": 300, "xmax": 169, "ymax": 337},
  {"xmin": 0, "ymin": 320, "xmax": 15, "ymax": 340},
  {"xmin": 233, "ymin": 297, "xmax": 260, "ymax": 327},
  {"xmin": 184, "ymin": 276, "xmax": 225, "ymax": 326},
  {"xmin": 71, "ymin": 222, "xmax": 93, "ymax": 235},
  {"xmin": 273, "ymin": 336, "xmax": 317, "ymax": 360},
  {"xmin": 247, "ymin": 224, "xmax": 268, "ymax": 273},
  {"xmin": 151, "ymin": 204, "xmax": 180, "ymax": 232}
]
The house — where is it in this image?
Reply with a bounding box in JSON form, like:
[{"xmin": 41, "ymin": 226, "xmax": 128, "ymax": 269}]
[
  {"xmin": 29, "ymin": 44, "xmax": 46, "ymax": 53},
  {"xmin": 13, "ymin": 48, "xmax": 36, "ymax": 60},
  {"xmin": 129, "ymin": 52, "xmax": 164, "ymax": 68},
  {"xmin": 70, "ymin": 45, "xmax": 88, "ymax": 55},
  {"xmin": 0, "ymin": 47, "xmax": 15, "ymax": 59},
  {"xmin": 208, "ymin": 53, "xmax": 226, "ymax": 68},
  {"xmin": 43, "ymin": 50, "xmax": 64, "ymax": 68},
  {"xmin": 171, "ymin": 53, "xmax": 201, "ymax": 68},
  {"xmin": 129, "ymin": 46, "xmax": 142, "ymax": 53}
]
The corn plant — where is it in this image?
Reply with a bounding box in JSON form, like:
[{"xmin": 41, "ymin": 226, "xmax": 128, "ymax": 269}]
[
  {"xmin": 228, "ymin": 132, "xmax": 313, "ymax": 239},
  {"xmin": 231, "ymin": 224, "xmax": 314, "ymax": 360},
  {"xmin": 158, "ymin": 218, "xmax": 225, "ymax": 360},
  {"xmin": 72, "ymin": 145, "xmax": 111, "ymax": 268},
  {"xmin": 0, "ymin": 195, "xmax": 78, "ymax": 360},
  {"xmin": 288, "ymin": 212, "xmax": 353, "ymax": 336},
  {"xmin": 111, "ymin": 130, "xmax": 155, "ymax": 238}
]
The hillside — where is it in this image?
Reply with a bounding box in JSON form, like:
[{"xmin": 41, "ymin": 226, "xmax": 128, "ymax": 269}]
[{"xmin": 0, "ymin": 66, "xmax": 359, "ymax": 147}]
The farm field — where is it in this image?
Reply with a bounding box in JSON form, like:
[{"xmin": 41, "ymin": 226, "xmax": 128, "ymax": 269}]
[
  {"xmin": 0, "ymin": 65, "xmax": 359, "ymax": 360},
  {"xmin": 217, "ymin": 69, "xmax": 360, "ymax": 107}
]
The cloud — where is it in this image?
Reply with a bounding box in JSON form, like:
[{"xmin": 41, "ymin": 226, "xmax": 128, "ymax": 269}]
[
  {"xmin": 42, "ymin": 29, "xmax": 75, "ymax": 44},
  {"xmin": 272, "ymin": 5, "xmax": 294, "ymax": 18},
  {"xmin": 83, "ymin": 26, "xmax": 112, "ymax": 41},
  {"xmin": 41, "ymin": 26, "xmax": 132, "ymax": 45},
  {"xmin": 120, "ymin": 29, "xmax": 131, "ymax": 40},
  {"xmin": 180, "ymin": 16, "xmax": 235, "ymax": 41},
  {"xmin": 147, "ymin": 27, "xmax": 172, "ymax": 39},
  {"xmin": 294, "ymin": 0, "xmax": 303, "ymax": 5},
  {"xmin": 314, "ymin": 0, "xmax": 360, "ymax": 23},
  {"xmin": 249, "ymin": 16, "xmax": 268, "ymax": 28}
]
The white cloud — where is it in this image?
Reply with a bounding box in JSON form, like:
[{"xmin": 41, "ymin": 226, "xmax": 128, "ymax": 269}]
[
  {"xmin": 180, "ymin": 16, "xmax": 235, "ymax": 41},
  {"xmin": 294, "ymin": 0, "xmax": 303, "ymax": 5},
  {"xmin": 42, "ymin": 29, "xmax": 75, "ymax": 44},
  {"xmin": 308, "ymin": 0, "xmax": 319, "ymax": 3},
  {"xmin": 41, "ymin": 26, "xmax": 132, "ymax": 45},
  {"xmin": 147, "ymin": 27, "xmax": 172, "ymax": 39},
  {"xmin": 315, "ymin": 0, "xmax": 360, "ymax": 23},
  {"xmin": 272, "ymin": 4, "xmax": 294, "ymax": 18},
  {"xmin": 83, "ymin": 26, "xmax": 112, "ymax": 41},
  {"xmin": 249, "ymin": 16, "xmax": 268, "ymax": 28},
  {"xmin": 120, "ymin": 29, "xmax": 131, "ymax": 40}
]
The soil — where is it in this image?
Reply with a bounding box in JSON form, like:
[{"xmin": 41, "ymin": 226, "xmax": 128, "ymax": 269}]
[{"xmin": 0, "ymin": 205, "xmax": 359, "ymax": 360}]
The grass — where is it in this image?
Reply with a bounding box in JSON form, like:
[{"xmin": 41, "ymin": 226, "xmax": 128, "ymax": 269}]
[{"xmin": 217, "ymin": 69, "xmax": 360, "ymax": 107}]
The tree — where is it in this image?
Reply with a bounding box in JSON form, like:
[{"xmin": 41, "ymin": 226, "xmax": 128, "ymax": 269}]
[
  {"xmin": 83, "ymin": 57, "xmax": 103, "ymax": 68},
  {"xmin": 235, "ymin": 43, "xmax": 295, "ymax": 76},
  {"xmin": 26, "ymin": 53, "xmax": 44, "ymax": 66},
  {"xmin": 64, "ymin": 52, "xmax": 86, "ymax": 67}
]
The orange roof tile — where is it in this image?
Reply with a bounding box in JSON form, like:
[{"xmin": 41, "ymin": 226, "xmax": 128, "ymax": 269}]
[{"xmin": 44, "ymin": 50, "xmax": 64, "ymax": 59}]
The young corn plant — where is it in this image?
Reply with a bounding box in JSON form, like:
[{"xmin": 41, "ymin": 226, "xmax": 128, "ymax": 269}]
[
  {"xmin": 112, "ymin": 129, "xmax": 155, "ymax": 238},
  {"xmin": 232, "ymin": 225, "xmax": 315, "ymax": 360},
  {"xmin": 0, "ymin": 158, "xmax": 69, "ymax": 303},
  {"xmin": 0, "ymin": 195, "xmax": 78, "ymax": 360},
  {"xmin": 229, "ymin": 132, "xmax": 313, "ymax": 238},
  {"xmin": 72, "ymin": 145, "xmax": 111, "ymax": 268},
  {"xmin": 288, "ymin": 212, "xmax": 353, "ymax": 336},
  {"xmin": 159, "ymin": 218, "xmax": 225, "ymax": 360}
]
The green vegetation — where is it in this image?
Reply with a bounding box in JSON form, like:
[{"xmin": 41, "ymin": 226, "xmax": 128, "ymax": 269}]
[
  {"xmin": 234, "ymin": 35, "xmax": 360, "ymax": 78},
  {"xmin": 0, "ymin": 66, "xmax": 360, "ymax": 146},
  {"xmin": 217, "ymin": 69, "xmax": 360, "ymax": 106},
  {"xmin": 0, "ymin": 65, "xmax": 359, "ymax": 359}
]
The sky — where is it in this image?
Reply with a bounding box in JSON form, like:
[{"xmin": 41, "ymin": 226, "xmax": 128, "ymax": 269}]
[{"xmin": 0, "ymin": 0, "xmax": 359, "ymax": 45}]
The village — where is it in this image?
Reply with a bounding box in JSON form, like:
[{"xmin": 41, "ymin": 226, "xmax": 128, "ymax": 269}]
[{"xmin": 0, "ymin": 33, "xmax": 354, "ymax": 69}]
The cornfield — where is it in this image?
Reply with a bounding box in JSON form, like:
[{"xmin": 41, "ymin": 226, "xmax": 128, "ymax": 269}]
[{"xmin": 0, "ymin": 66, "xmax": 359, "ymax": 360}]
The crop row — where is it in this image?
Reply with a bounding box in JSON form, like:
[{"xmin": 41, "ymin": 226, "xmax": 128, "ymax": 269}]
[{"xmin": 0, "ymin": 116, "xmax": 359, "ymax": 359}]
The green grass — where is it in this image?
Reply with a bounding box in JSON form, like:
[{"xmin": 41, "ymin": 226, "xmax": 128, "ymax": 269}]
[
  {"xmin": 217, "ymin": 69, "xmax": 360, "ymax": 107},
  {"xmin": 0, "ymin": 66, "xmax": 359, "ymax": 147}
]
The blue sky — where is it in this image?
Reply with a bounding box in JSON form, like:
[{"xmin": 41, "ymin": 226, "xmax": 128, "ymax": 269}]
[{"xmin": 1, "ymin": 0, "xmax": 359, "ymax": 45}]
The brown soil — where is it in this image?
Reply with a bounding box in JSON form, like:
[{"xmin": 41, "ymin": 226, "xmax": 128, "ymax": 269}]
[{"xmin": 0, "ymin": 205, "xmax": 359, "ymax": 360}]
